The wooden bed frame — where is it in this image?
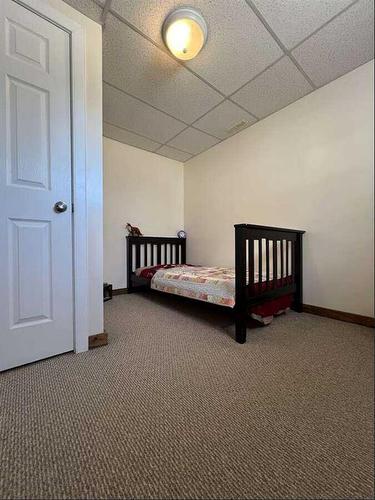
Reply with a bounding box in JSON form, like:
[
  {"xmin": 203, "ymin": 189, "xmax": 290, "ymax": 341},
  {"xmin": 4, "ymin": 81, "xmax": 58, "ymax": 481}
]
[{"xmin": 127, "ymin": 224, "xmax": 305, "ymax": 343}]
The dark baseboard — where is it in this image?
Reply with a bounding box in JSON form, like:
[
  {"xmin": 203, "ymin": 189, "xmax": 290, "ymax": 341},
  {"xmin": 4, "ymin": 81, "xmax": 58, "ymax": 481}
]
[
  {"xmin": 89, "ymin": 332, "xmax": 108, "ymax": 349},
  {"xmin": 112, "ymin": 288, "xmax": 128, "ymax": 296},
  {"xmin": 303, "ymin": 304, "xmax": 375, "ymax": 328}
]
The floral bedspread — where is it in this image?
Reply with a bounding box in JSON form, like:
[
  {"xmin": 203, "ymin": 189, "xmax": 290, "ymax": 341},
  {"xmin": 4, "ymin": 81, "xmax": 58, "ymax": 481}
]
[
  {"xmin": 135, "ymin": 264, "xmax": 293, "ymax": 323},
  {"xmin": 150, "ymin": 265, "xmax": 236, "ymax": 307}
]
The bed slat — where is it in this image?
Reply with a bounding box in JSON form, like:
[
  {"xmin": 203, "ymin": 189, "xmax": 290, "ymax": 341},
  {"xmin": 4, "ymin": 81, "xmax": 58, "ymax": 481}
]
[
  {"xmin": 291, "ymin": 240, "xmax": 295, "ymax": 282},
  {"xmin": 143, "ymin": 244, "xmax": 147, "ymax": 268},
  {"xmin": 258, "ymin": 239, "xmax": 262, "ymax": 293},
  {"xmin": 248, "ymin": 239, "xmax": 254, "ymax": 292},
  {"xmin": 280, "ymin": 239, "xmax": 284, "ymax": 285},
  {"xmin": 266, "ymin": 239, "xmax": 270, "ymax": 289},
  {"xmin": 135, "ymin": 244, "xmax": 140, "ymax": 270},
  {"xmin": 157, "ymin": 244, "xmax": 161, "ymax": 265},
  {"xmin": 273, "ymin": 240, "xmax": 278, "ymax": 288},
  {"xmin": 181, "ymin": 242, "xmax": 186, "ymax": 264}
]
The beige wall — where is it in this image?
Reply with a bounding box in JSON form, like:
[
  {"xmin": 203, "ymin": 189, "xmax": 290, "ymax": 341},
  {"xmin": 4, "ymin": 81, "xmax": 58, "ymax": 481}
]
[
  {"xmin": 184, "ymin": 62, "xmax": 374, "ymax": 317},
  {"xmin": 104, "ymin": 138, "xmax": 184, "ymax": 289}
]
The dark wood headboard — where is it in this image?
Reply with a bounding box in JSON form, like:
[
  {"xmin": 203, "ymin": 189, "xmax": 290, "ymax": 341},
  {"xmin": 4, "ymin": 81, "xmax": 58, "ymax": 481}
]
[{"xmin": 126, "ymin": 236, "xmax": 186, "ymax": 291}]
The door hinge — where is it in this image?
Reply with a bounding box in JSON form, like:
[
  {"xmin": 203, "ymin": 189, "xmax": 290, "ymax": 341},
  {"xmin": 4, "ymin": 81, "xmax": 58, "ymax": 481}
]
[{"xmin": 71, "ymin": 203, "xmax": 74, "ymax": 213}]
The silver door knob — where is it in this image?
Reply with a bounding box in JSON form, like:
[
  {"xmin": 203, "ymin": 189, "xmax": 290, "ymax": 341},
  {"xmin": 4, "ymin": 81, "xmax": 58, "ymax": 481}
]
[{"xmin": 54, "ymin": 201, "xmax": 68, "ymax": 213}]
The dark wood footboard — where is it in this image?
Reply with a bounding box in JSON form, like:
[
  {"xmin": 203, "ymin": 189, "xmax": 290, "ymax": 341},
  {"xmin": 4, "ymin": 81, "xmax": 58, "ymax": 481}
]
[
  {"xmin": 127, "ymin": 236, "xmax": 186, "ymax": 292},
  {"xmin": 234, "ymin": 224, "xmax": 305, "ymax": 343}
]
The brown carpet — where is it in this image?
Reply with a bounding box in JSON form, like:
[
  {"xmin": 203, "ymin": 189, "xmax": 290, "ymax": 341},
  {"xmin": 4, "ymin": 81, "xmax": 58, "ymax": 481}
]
[{"xmin": 0, "ymin": 292, "xmax": 373, "ymax": 500}]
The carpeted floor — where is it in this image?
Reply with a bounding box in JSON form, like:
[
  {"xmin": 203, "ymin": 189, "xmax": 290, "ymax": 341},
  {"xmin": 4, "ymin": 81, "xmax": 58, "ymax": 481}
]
[{"xmin": 0, "ymin": 292, "xmax": 373, "ymax": 500}]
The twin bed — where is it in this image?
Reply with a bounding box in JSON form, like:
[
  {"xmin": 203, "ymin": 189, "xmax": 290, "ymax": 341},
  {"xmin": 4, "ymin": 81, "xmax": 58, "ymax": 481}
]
[{"xmin": 127, "ymin": 224, "xmax": 305, "ymax": 343}]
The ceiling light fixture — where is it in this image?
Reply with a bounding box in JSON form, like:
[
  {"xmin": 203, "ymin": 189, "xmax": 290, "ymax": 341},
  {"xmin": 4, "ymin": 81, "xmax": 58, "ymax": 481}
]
[{"xmin": 162, "ymin": 8, "xmax": 207, "ymax": 61}]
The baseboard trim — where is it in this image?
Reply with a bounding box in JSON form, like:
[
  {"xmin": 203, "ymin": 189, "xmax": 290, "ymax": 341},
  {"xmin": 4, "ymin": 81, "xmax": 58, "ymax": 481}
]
[
  {"xmin": 303, "ymin": 304, "xmax": 375, "ymax": 328},
  {"xmin": 112, "ymin": 288, "xmax": 128, "ymax": 296},
  {"xmin": 89, "ymin": 332, "xmax": 108, "ymax": 349}
]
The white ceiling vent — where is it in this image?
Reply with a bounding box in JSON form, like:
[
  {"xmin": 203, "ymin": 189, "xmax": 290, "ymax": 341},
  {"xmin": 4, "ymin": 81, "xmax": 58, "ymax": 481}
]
[{"xmin": 227, "ymin": 120, "xmax": 249, "ymax": 135}]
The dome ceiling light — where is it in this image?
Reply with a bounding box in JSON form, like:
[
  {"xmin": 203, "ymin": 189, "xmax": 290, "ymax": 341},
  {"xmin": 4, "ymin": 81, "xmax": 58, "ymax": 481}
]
[{"xmin": 162, "ymin": 8, "xmax": 208, "ymax": 61}]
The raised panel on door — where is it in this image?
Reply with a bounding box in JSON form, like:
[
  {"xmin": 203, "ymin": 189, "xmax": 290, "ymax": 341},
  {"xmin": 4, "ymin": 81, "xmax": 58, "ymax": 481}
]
[
  {"xmin": 9, "ymin": 218, "xmax": 52, "ymax": 329},
  {"xmin": 6, "ymin": 17, "xmax": 49, "ymax": 72},
  {"xmin": 0, "ymin": 0, "xmax": 73, "ymax": 371},
  {"xmin": 7, "ymin": 76, "xmax": 50, "ymax": 189}
]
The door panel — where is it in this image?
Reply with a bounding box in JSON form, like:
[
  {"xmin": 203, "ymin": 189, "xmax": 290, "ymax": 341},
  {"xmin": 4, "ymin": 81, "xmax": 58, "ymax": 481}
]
[
  {"xmin": 8, "ymin": 76, "xmax": 50, "ymax": 189},
  {"xmin": 0, "ymin": 0, "xmax": 73, "ymax": 371},
  {"xmin": 6, "ymin": 17, "xmax": 49, "ymax": 72},
  {"xmin": 9, "ymin": 218, "xmax": 52, "ymax": 328}
]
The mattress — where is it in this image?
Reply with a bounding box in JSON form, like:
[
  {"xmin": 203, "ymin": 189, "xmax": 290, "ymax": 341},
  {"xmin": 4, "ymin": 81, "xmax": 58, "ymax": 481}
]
[{"xmin": 135, "ymin": 264, "xmax": 293, "ymax": 324}]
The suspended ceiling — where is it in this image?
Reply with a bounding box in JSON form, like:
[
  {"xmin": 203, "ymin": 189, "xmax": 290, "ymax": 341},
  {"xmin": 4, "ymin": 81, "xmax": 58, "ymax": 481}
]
[{"xmin": 63, "ymin": 0, "xmax": 374, "ymax": 163}]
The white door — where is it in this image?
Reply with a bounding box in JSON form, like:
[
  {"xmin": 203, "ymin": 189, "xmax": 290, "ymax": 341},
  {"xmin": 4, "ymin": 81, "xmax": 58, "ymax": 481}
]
[{"xmin": 0, "ymin": 0, "xmax": 73, "ymax": 371}]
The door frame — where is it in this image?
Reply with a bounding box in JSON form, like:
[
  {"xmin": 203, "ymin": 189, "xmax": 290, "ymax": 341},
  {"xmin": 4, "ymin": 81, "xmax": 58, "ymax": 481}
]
[{"xmin": 13, "ymin": 0, "xmax": 102, "ymax": 353}]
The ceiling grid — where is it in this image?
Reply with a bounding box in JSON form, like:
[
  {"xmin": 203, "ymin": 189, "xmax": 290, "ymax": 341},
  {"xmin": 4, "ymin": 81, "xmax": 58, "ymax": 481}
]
[{"xmin": 63, "ymin": 0, "xmax": 374, "ymax": 162}]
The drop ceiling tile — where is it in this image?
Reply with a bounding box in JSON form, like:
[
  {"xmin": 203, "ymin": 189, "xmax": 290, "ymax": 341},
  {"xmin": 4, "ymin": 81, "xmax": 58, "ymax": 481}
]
[
  {"xmin": 103, "ymin": 83, "xmax": 186, "ymax": 144},
  {"xmin": 103, "ymin": 13, "xmax": 222, "ymax": 123},
  {"xmin": 62, "ymin": 0, "xmax": 103, "ymax": 23},
  {"xmin": 157, "ymin": 146, "xmax": 193, "ymax": 163},
  {"xmin": 110, "ymin": 0, "xmax": 283, "ymax": 95},
  {"xmin": 167, "ymin": 128, "xmax": 220, "ymax": 155},
  {"xmin": 251, "ymin": 0, "xmax": 354, "ymax": 49},
  {"xmin": 231, "ymin": 57, "xmax": 313, "ymax": 119},
  {"xmin": 292, "ymin": 0, "xmax": 374, "ymax": 88},
  {"xmin": 194, "ymin": 100, "xmax": 257, "ymax": 139},
  {"xmin": 103, "ymin": 122, "xmax": 160, "ymax": 152}
]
